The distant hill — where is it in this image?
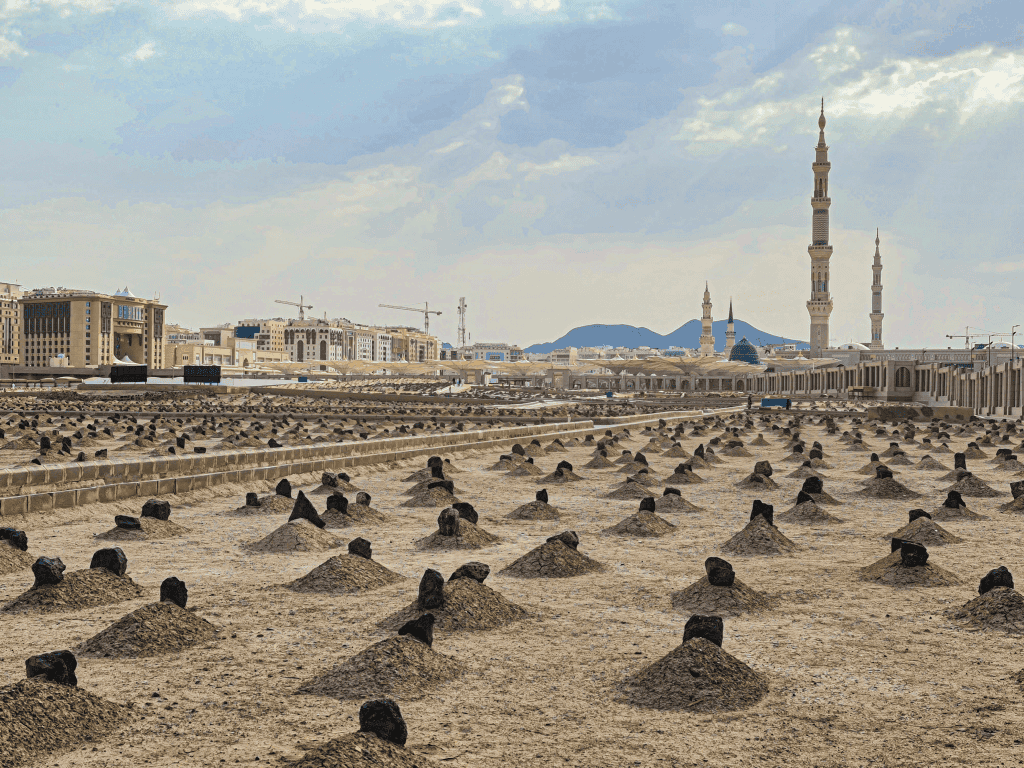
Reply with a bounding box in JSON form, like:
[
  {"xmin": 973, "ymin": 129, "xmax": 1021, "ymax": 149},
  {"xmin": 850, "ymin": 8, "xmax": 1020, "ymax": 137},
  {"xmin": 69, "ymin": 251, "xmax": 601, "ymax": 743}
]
[{"xmin": 523, "ymin": 320, "xmax": 808, "ymax": 354}]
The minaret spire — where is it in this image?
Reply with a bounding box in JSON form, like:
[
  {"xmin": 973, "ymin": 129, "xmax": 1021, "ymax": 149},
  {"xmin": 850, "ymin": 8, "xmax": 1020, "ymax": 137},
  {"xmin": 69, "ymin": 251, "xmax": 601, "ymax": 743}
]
[
  {"xmin": 699, "ymin": 284, "xmax": 715, "ymax": 357},
  {"xmin": 807, "ymin": 99, "xmax": 834, "ymax": 357},
  {"xmin": 869, "ymin": 228, "xmax": 884, "ymax": 349},
  {"xmin": 725, "ymin": 298, "xmax": 736, "ymax": 358}
]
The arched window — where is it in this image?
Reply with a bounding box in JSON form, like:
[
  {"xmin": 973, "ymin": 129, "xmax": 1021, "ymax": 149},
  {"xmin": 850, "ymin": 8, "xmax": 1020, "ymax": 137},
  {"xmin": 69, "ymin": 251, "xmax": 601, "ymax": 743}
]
[{"xmin": 895, "ymin": 367, "xmax": 911, "ymax": 388}]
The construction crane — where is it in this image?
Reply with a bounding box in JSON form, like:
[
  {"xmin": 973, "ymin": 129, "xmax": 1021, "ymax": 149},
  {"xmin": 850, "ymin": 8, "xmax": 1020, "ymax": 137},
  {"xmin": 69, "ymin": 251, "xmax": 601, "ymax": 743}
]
[
  {"xmin": 457, "ymin": 297, "xmax": 468, "ymax": 348},
  {"xmin": 275, "ymin": 295, "xmax": 312, "ymax": 321},
  {"xmin": 378, "ymin": 302, "xmax": 441, "ymax": 334}
]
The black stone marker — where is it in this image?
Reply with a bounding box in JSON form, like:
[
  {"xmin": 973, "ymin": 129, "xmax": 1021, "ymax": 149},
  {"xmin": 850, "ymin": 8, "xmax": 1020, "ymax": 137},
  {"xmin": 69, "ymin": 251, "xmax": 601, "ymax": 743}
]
[
  {"xmin": 809, "ymin": 449, "xmax": 823, "ymax": 460},
  {"xmin": 908, "ymin": 509, "xmax": 931, "ymax": 523},
  {"xmin": 427, "ymin": 456, "xmax": 442, "ymax": 469},
  {"xmin": 954, "ymin": 452, "xmax": 967, "ymax": 470},
  {"xmin": 355, "ymin": 491, "xmax": 372, "ymax": 506},
  {"xmin": 891, "ymin": 538, "xmax": 904, "ymax": 553},
  {"xmin": 94, "ymin": 449, "xmax": 107, "ymax": 458},
  {"xmin": 160, "ymin": 577, "xmax": 188, "ymax": 608},
  {"xmin": 663, "ymin": 487, "xmax": 681, "ymax": 497},
  {"xmin": 639, "ymin": 497, "xmax": 656, "ymax": 513},
  {"xmin": 428, "ymin": 480, "xmax": 454, "ymax": 494},
  {"xmin": 979, "ymin": 566, "xmax": 1014, "ymax": 595},
  {"xmin": 754, "ymin": 460, "xmax": 773, "ymax": 477},
  {"xmin": 32, "ymin": 557, "xmax": 65, "ymax": 587},
  {"xmin": 511, "ymin": 443, "xmax": 526, "ymax": 456},
  {"xmin": 547, "ymin": 530, "xmax": 579, "ymax": 550},
  {"xmin": 358, "ymin": 699, "xmax": 408, "ymax": 747},
  {"xmin": 1012, "ymin": 481, "xmax": 1024, "ymax": 500},
  {"xmin": 900, "ymin": 541, "xmax": 928, "ymax": 567},
  {"xmin": 870, "ymin": 453, "xmax": 879, "ymax": 462},
  {"xmin": 449, "ymin": 562, "xmax": 489, "ymax": 583},
  {"xmin": 0, "ymin": 527, "xmax": 28, "ymax": 551},
  {"xmin": 705, "ymin": 557, "xmax": 735, "ymax": 587},
  {"xmin": 26, "ymin": 650, "xmax": 77, "ymax": 687},
  {"xmin": 875, "ymin": 465, "xmax": 894, "ymax": 480},
  {"xmin": 348, "ymin": 537, "xmax": 372, "ymax": 560},
  {"xmin": 39, "ymin": 436, "xmax": 51, "ymax": 451},
  {"xmin": 417, "ymin": 569, "xmax": 444, "ymax": 610},
  {"xmin": 430, "ymin": 465, "xmax": 445, "ymax": 480},
  {"xmin": 288, "ymin": 491, "xmax": 326, "ymax": 529},
  {"xmin": 245, "ymin": 492, "xmax": 261, "ymax": 508},
  {"xmin": 437, "ymin": 508, "xmax": 460, "ymax": 536},
  {"xmin": 321, "ymin": 472, "xmax": 339, "ymax": 488},
  {"xmin": 327, "ymin": 493, "xmax": 348, "ymax": 513},
  {"xmin": 556, "ymin": 460, "xmax": 574, "ymax": 472},
  {"xmin": 452, "ymin": 502, "xmax": 478, "ymax": 524},
  {"xmin": 141, "ymin": 499, "xmax": 171, "ymax": 521},
  {"xmin": 943, "ymin": 491, "xmax": 965, "ymax": 509},
  {"xmin": 398, "ymin": 613, "xmax": 435, "ymax": 648},
  {"xmin": 276, "ymin": 478, "xmax": 292, "ymax": 498},
  {"xmin": 90, "ymin": 547, "xmax": 127, "ymax": 576},
  {"xmin": 683, "ymin": 614, "xmax": 724, "ymax": 647},
  {"xmin": 536, "ymin": 489, "xmax": 549, "ymax": 504},
  {"xmin": 750, "ymin": 500, "xmax": 774, "ymax": 526},
  {"xmin": 115, "ymin": 515, "xmax": 142, "ymax": 530},
  {"xmin": 796, "ymin": 490, "xmax": 814, "ymax": 506},
  {"xmin": 801, "ymin": 476, "xmax": 824, "ymax": 495}
]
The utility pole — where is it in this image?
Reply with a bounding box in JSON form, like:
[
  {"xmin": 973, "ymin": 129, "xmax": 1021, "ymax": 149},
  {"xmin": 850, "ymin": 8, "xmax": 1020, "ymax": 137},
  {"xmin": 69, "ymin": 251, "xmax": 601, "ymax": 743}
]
[
  {"xmin": 1013, "ymin": 325, "xmax": 1020, "ymax": 365},
  {"xmin": 457, "ymin": 298, "xmax": 468, "ymax": 348}
]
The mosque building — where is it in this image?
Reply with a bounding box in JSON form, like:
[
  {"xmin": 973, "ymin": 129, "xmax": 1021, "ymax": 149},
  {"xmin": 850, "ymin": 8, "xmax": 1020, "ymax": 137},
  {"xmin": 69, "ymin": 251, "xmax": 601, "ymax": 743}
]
[{"xmin": 699, "ymin": 283, "xmax": 715, "ymax": 356}]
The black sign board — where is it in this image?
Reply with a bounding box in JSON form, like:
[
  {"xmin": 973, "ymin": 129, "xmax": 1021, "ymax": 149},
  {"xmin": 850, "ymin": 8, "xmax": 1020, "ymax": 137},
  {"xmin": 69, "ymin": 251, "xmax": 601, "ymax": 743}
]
[
  {"xmin": 184, "ymin": 365, "xmax": 221, "ymax": 384},
  {"xmin": 110, "ymin": 365, "xmax": 148, "ymax": 384}
]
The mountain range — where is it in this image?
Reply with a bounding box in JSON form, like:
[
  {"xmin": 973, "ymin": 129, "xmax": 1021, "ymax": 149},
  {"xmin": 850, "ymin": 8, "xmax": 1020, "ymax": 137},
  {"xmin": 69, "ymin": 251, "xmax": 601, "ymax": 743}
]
[{"xmin": 523, "ymin": 320, "xmax": 808, "ymax": 354}]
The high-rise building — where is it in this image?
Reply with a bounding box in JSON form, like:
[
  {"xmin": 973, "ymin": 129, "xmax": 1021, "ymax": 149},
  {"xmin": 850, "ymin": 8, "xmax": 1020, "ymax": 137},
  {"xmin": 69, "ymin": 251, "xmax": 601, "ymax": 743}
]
[
  {"xmin": 869, "ymin": 229, "xmax": 884, "ymax": 350},
  {"xmin": 807, "ymin": 100, "xmax": 834, "ymax": 358},
  {"xmin": 0, "ymin": 282, "xmax": 22, "ymax": 365},
  {"xmin": 699, "ymin": 283, "xmax": 715, "ymax": 356},
  {"xmin": 725, "ymin": 299, "xmax": 736, "ymax": 358}
]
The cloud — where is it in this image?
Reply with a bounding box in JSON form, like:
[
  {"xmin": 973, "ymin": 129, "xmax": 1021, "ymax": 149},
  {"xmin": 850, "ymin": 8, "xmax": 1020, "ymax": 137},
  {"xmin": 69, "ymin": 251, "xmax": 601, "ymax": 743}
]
[
  {"xmin": 721, "ymin": 22, "xmax": 747, "ymax": 36},
  {"xmin": 0, "ymin": 31, "xmax": 25, "ymax": 59},
  {"xmin": 977, "ymin": 261, "xmax": 1024, "ymax": 273},
  {"xmin": 517, "ymin": 153, "xmax": 598, "ymax": 181},
  {"xmin": 128, "ymin": 41, "xmax": 156, "ymax": 62}
]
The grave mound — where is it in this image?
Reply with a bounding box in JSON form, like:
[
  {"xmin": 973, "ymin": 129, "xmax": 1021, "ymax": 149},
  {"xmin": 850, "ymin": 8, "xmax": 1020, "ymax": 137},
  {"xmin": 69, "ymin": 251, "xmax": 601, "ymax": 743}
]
[
  {"xmin": 583, "ymin": 454, "xmax": 616, "ymax": 469},
  {"xmin": 720, "ymin": 516, "xmax": 798, "ymax": 556},
  {"xmin": 95, "ymin": 517, "xmax": 189, "ymax": 541},
  {"xmin": 297, "ymin": 635, "xmax": 466, "ymax": 701},
  {"xmin": 506, "ymin": 462, "xmax": 545, "ymax": 477},
  {"xmin": 654, "ymin": 493, "xmax": 704, "ymax": 513},
  {"xmin": 734, "ymin": 472, "xmax": 778, "ymax": 490},
  {"xmin": 858, "ymin": 550, "xmax": 961, "ymax": 587},
  {"xmin": 885, "ymin": 517, "xmax": 963, "ymax": 546},
  {"xmin": 77, "ymin": 601, "xmax": 216, "ymax": 658},
  {"xmin": 776, "ymin": 499, "xmax": 843, "ymax": 525},
  {"xmin": 945, "ymin": 474, "xmax": 1002, "ymax": 498},
  {"xmin": 288, "ymin": 554, "xmax": 405, "ymax": 594},
  {"xmin": 605, "ymin": 480, "xmax": 659, "ymax": 500},
  {"xmin": 670, "ymin": 577, "xmax": 773, "ymax": 617},
  {"xmin": 322, "ymin": 502, "xmax": 388, "ymax": 529},
  {"xmin": 3, "ymin": 568, "xmax": 144, "ymax": 614},
  {"xmin": 0, "ymin": 541, "xmax": 35, "ymax": 576},
  {"xmin": 786, "ymin": 465, "xmax": 823, "ymax": 479},
  {"xmin": 602, "ymin": 511, "xmax": 676, "ymax": 537},
  {"xmin": 400, "ymin": 487, "xmax": 461, "ymax": 508},
  {"xmin": 0, "ymin": 677, "xmax": 134, "ymax": 768},
  {"xmin": 242, "ymin": 519, "xmax": 343, "ymax": 554},
  {"xmin": 229, "ymin": 494, "xmax": 294, "ymax": 516},
  {"xmin": 619, "ymin": 637, "xmax": 768, "ymax": 712},
  {"xmin": 282, "ymin": 731, "xmax": 441, "ymax": 768},
  {"xmin": 506, "ymin": 499, "xmax": 561, "ymax": 520},
  {"xmin": 500, "ymin": 539, "xmax": 605, "ymax": 578},
  {"xmin": 857, "ymin": 477, "xmax": 921, "ymax": 500},
  {"xmin": 915, "ymin": 456, "xmax": 949, "ymax": 471},
  {"xmin": 378, "ymin": 578, "xmax": 527, "ymax": 633},
  {"xmin": 415, "ymin": 517, "xmax": 500, "ymax": 550}
]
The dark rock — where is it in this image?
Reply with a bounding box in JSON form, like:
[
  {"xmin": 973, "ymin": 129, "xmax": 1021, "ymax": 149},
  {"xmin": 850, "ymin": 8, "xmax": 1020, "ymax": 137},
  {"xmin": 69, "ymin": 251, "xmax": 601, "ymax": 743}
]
[
  {"xmin": 683, "ymin": 615, "xmax": 724, "ymax": 647},
  {"xmin": 356, "ymin": 492, "xmax": 372, "ymax": 506},
  {"xmin": 452, "ymin": 502, "xmax": 478, "ymax": 525},
  {"xmin": 358, "ymin": 699, "xmax": 408, "ymax": 747},
  {"xmin": 870, "ymin": 453, "xmax": 879, "ymax": 462},
  {"xmin": 809, "ymin": 449, "xmax": 823, "ymax": 460},
  {"xmin": 556, "ymin": 460, "xmax": 574, "ymax": 472},
  {"xmin": 694, "ymin": 444, "xmax": 705, "ymax": 459},
  {"xmin": 160, "ymin": 577, "xmax": 188, "ymax": 608},
  {"xmin": 417, "ymin": 569, "xmax": 444, "ymax": 610},
  {"xmin": 634, "ymin": 453, "xmax": 648, "ymax": 466},
  {"xmin": 796, "ymin": 490, "xmax": 815, "ymax": 505},
  {"xmin": 398, "ymin": 613, "xmax": 435, "ymax": 648},
  {"xmin": 0, "ymin": 527, "xmax": 28, "ymax": 551},
  {"xmin": 348, "ymin": 537, "xmax": 372, "ymax": 560},
  {"xmin": 536, "ymin": 489, "xmax": 549, "ymax": 504},
  {"xmin": 801, "ymin": 477, "xmax": 824, "ymax": 495},
  {"xmin": 1010, "ymin": 481, "xmax": 1024, "ymax": 500},
  {"xmin": 321, "ymin": 472, "xmax": 339, "ymax": 488},
  {"xmin": 268, "ymin": 439, "xmax": 282, "ymax": 448},
  {"xmin": 289, "ymin": 491, "xmax": 326, "ymax": 528},
  {"xmin": 954, "ymin": 452, "xmax": 966, "ymax": 470},
  {"xmin": 750, "ymin": 500, "xmax": 774, "ymax": 526},
  {"xmin": 663, "ymin": 487, "xmax": 681, "ymax": 497},
  {"xmin": 791, "ymin": 444, "xmax": 804, "ymax": 454},
  {"xmin": 908, "ymin": 509, "xmax": 932, "ymax": 522},
  {"xmin": 705, "ymin": 557, "xmax": 735, "ymax": 587},
  {"xmin": 245, "ymin": 492, "xmax": 261, "ymax": 508},
  {"xmin": 511, "ymin": 443, "xmax": 526, "ymax": 456},
  {"xmin": 32, "ymin": 557, "xmax": 66, "ymax": 587},
  {"xmin": 639, "ymin": 497, "xmax": 656, "ymax": 513},
  {"xmin": 26, "ymin": 650, "xmax": 77, "ymax": 687},
  {"xmin": 39, "ymin": 436, "xmax": 51, "ymax": 451},
  {"xmin": 427, "ymin": 456, "xmax": 442, "ymax": 469},
  {"xmin": 141, "ymin": 499, "xmax": 171, "ymax": 521},
  {"xmin": 437, "ymin": 508, "xmax": 460, "ymax": 536},
  {"xmin": 115, "ymin": 515, "xmax": 142, "ymax": 530},
  {"xmin": 979, "ymin": 566, "xmax": 1014, "ymax": 595},
  {"xmin": 900, "ymin": 542, "xmax": 928, "ymax": 567},
  {"xmin": 327, "ymin": 493, "xmax": 348, "ymax": 513},
  {"xmin": 276, "ymin": 479, "xmax": 292, "ymax": 498},
  {"xmin": 430, "ymin": 465, "xmax": 445, "ymax": 480},
  {"xmin": 546, "ymin": 530, "xmax": 579, "ymax": 550},
  {"xmin": 875, "ymin": 465, "xmax": 894, "ymax": 480},
  {"xmin": 428, "ymin": 480, "xmax": 455, "ymax": 495},
  {"xmin": 90, "ymin": 547, "xmax": 127, "ymax": 577},
  {"xmin": 943, "ymin": 491, "xmax": 965, "ymax": 509},
  {"xmin": 891, "ymin": 538, "xmax": 904, "ymax": 553},
  {"xmin": 94, "ymin": 449, "xmax": 107, "ymax": 459},
  {"xmin": 449, "ymin": 562, "xmax": 490, "ymax": 583},
  {"xmin": 753, "ymin": 460, "xmax": 773, "ymax": 477},
  {"xmin": 338, "ymin": 473, "xmax": 351, "ymax": 483}
]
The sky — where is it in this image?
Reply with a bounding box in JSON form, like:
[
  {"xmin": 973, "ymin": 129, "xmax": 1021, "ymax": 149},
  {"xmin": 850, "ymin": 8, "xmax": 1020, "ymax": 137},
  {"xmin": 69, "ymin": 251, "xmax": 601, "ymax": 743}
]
[{"xmin": 1, "ymin": 0, "xmax": 1023, "ymax": 349}]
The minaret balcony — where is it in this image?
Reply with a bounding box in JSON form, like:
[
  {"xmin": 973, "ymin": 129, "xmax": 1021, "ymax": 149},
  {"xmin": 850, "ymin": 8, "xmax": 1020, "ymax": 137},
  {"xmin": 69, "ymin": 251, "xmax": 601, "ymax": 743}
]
[
  {"xmin": 811, "ymin": 196, "xmax": 830, "ymax": 204},
  {"xmin": 812, "ymin": 161, "xmax": 831, "ymax": 169},
  {"xmin": 808, "ymin": 244, "xmax": 833, "ymax": 255}
]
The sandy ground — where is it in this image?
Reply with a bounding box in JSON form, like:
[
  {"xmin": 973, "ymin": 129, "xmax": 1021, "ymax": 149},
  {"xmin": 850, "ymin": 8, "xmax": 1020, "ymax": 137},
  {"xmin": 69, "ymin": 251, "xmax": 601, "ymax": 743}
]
[{"xmin": 3, "ymin": 415, "xmax": 1024, "ymax": 768}]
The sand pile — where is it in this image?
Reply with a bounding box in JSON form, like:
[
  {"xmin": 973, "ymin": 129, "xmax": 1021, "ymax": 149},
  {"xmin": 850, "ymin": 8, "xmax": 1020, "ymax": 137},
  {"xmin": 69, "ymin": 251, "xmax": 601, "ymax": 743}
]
[
  {"xmin": 0, "ymin": 541, "xmax": 35, "ymax": 576},
  {"xmin": 415, "ymin": 519, "xmax": 500, "ymax": 550},
  {"xmin": 619, "ymin": 637, "xmax": 768, "ymax": 712},
  {"xmin": 885, "ymin": 517, "xmax": 963, "ymax": 546},
  {"xmin": 583, "ymin": 454, "xmax": 616, "ymax": 469},
  {"xmin": 322, "ymin": 503, "xmax": 388, "ymax": 528},
  {"xmin": 948, "ymin": 587, "xmax": 1024, "ymax": 633},
  {"xmin": 379, "ymin": 578, "xmax": 527, "ymax": 632},
  {"xmin": 506, "ymin": 500, "xmax": 561, "ymax": 520},
  {"xmin": 857, "ymin": 477, "xmax": 921, "ymax": 500},
  {"xmin": 242, "ymin": 519, "xmax": 343, "ymax": 554},
  {"xmin": 721, "ymin": 517, "xmax": 798, "ymax": 556},
  {"xmin": 77, "ymin": 601, "xmax": 217, "ymax": 657},
  {"xmin": 539, "ymin": 467, "xmax": 583, "ymax": 483},
  {"xmin": 282, "ymin": 732, "xmax": 442, "ymax": 768},
  {"xmin": 605, "ymin": 481, "xmax": 658, "ymax": 500},
  {"xmin": 662, "ymin": 445, "xmax": 690, "ymax": 458},
  {"xmin": 945, "ymin": 475, "xmax": 1002, "ymax": 498},
  {"xmin": 0, "ymin": 677, "xmax": 135, "ymax": 768},
  {"xmin": 786, "ymin": 465, "xmax": 823, "ymax": 479},
  {"xmin": 404, "ymin": 478, "xmax": 463, "ymax": 495},
  {"xmin": 655, "ymin": 493, "xmax": 703, "ymax": 513},
  {"xmin": 734, "ymin": 472, "xmax": 778, "ymax": 490},
  {"xmin": 670, "ymin": 577, "xmax": 773, "ymax": 617},
  {"xmin": 3, "ymin": 568, "xmax": 145, "ymax": 614},
  {"xmin": 297, "ymin": 635, "xmax": 466, "ymax": 700},
  {"xmin": 229, "ymin": 494, "xmax": 294, "ymax": 515},
  {"xmin": 95, "ymin": 517, "xmax": 189, "ymax": 541},
  {"xmin": 859, "ymin": 554, "xmax": 961, "ymax": 587},
  {"xmin": 777, "ymin": 499, "xmax": 842, "ymax": 525},
  {"xmin": 931, "ymin": 501, "xmax": 986, "ymax": 522},
  {"xmin": 401, "ymin": 487, "xmax": 461, "ymax": 508},
  {"xmin": 602, "ymin": 511, "xmax": 676, "ymax": 537},
  {"xmin": 664, "ymin": 468, "xmax": 705, "ymax": 484},
  {"xmin": 915, "ymin": 456, "xmax": 949, "ymax": 471},
  {"xmin": 288, "ymin": 554, "xmax": 405, "ymax": 594},
  {"xmin": 508, "ymin": 462, "xmax": 545, "ymax": 477},
  {"xmin": 500, "ymin": 539, "xmax": 605, "ymax": 578}
]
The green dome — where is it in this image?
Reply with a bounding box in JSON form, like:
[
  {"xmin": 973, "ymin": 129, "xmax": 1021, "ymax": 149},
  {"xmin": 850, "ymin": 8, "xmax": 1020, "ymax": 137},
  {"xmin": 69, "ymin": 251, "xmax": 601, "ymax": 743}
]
[{"xmin": 729, "ymin": 337, "xmax": 760, "ymax": 365}]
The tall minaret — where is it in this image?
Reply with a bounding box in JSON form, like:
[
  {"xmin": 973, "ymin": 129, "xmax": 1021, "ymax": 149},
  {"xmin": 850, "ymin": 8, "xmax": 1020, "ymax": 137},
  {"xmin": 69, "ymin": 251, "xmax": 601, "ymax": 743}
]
[
  {"xmin": 869, "ymin": 228, "xmax": 884, "ymax": 349},
  {"xmin": 699, "ymin": 282, "xmax": 715, "ymax": 356},
  {"xmin": 725, "ymin": 298, "xmax": 736, "ymax": 357},
  {"xmin": 807, "ymin": 98, "xmax": 834, "ymax": 358}
]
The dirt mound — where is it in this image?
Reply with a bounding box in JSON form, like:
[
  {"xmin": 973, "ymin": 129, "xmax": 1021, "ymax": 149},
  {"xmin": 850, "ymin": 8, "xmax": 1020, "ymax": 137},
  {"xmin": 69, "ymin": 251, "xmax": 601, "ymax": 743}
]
[
  {"xmin": 77, "ymin": 601, "xmax": 217, "ymax": 658},
  {"xmin": 662, "ymin": 445, "xmax": 690, "ymax": 458},
  {"xmin": 242, "ymin": 519, "xmax": 343, "ymax": 554},
  {"xmin": 404, "ymin": 479, "xmax": 463, "ymax": 495},
  {"xmin": 500, "ymin": 539, "xmax": 606, "ymax": 578},
  {"xmin": 228, "ymin": 494, "xmax": 294, "ymax": 516},
  {"xmin": 378, "ymin": 577, "xmax": 527, "ymax": 632},
  {"xmin": 583, "ymin": 455, "xmax": 616, "ymax": 469},
  {"xmin": 322, "ymin": 504, "xmax": 388, "ymax": 528},
  {"xmin": 857, "ymin": 477, "xmax": 921, "ymax": 499},
  {"xmin": 655, "ymin": 494, "xmax": 704, "ymax": 513},
  {"xmin": 506, "ymin": 500, "xmax": 561, "ymax": 520},
  {"xmin": 734, "ymin": 473, "xmax": 778, "ymax": 490},
  {"xmin": 776, "ymin": 500, "xmax": 843, "ymax": 525},
  {"xmin": 3, "ymin": 569, "xmax": 145, "ymax": 614},
  {"xmin": 945, "ymin": 475, "xmax": 1002, "ymax": 498},
  {"xmin": 538, "ymin": 469, "xmax": 583, "ymax": 483},
  {"xmin": 95, "ymin": 517, "xmax": 189, "ymax": 541},
  {"xmin": 721, "ymin": 446, "xmax": 753, "ymax": 458},
  {"xmin": 282, "ymin": 732, "xmax": 442, "ymax": 768},
  {"xmin": 930, "ymin": 504, "xmax": 987, "ymax": 522},
  {"xmin": 619, "ymin": 637, "xmax": 768, "ymax": 712},
  {"xmin": 1000, "ymin": 496, "xmax": 1024, "ymax": 513},
  {"xmin": 670, "ymin": 576, "xmax": 774, "ymax": 617},
  {"xmin": 605, "ymin": 481, "xmax": 658, "ymax": 500},
  {"xmin": 858, "ymin": 559, "xmax": 962, "ymax": 587},
  {"xmin": 288, "ymin": 554, "xmax": 405, "ymax": 594},
  {"xmin": 915, "ymin": 456, "xmax": 949, "ymax": 471},
  {"xmin": 602, "ymin": 511, "xmax": 676, "ymax": 537},
  {"xmin": 786, "ymin": 465, "xmax": 823, "ymax": 479},
  {"xmin": 0, "ymin": 677, "xmax": 135, "ymax": 768},
  {"xmin": 507, "ymin": 463, "xmax": 545, "ymax": 477},
  {"xmin": 415, "ymin": 520, "xmax": 500, "ymax": 550},
  {"xmin": 888, "ymin": 455, "xmax": 914, "ymax": 466},
  {"xmin": 664, "ymin": 470, "xmax": 705, "ymax": 484},
  {"xmin": 720, "ymin": 517, "xmax": 798, "ymax": 556},
  {"xmin": 0, "ymin": 542, "xmax": 35, "ymax": 576},
  {"xmin": 948, "ymin": 588, "xmax": 1024, "ymax": 633},
  {"xmin": 885, "ymin": 517, "xmax": 963, "ymax": 546},
  {"xmin": 297, "ymin": 635, "xmax": 466, "ymax": 701},
  {"xmin": 400, "ymin": 488, "xmax": 461, "ymax": 508}
]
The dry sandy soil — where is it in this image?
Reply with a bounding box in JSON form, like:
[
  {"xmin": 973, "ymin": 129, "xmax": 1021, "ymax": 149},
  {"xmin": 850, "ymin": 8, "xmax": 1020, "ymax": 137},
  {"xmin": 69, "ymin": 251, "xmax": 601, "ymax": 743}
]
[{"xmin": 3, "ymin": 413, "xmax": 1024, "ymax": 767}]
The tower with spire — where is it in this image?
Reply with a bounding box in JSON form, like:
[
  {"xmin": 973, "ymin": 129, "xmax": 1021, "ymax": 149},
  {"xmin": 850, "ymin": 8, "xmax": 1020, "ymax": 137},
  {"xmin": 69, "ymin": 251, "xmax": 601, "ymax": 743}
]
[
  {"xmin": 807, "ymin": 98, "xmax": 834, "ymax": 358},
  {"xmin": 869, "ymin": 228, "xmax": 884, "ymax": 349},
  {"xmin": 699, "ymin": 282, "xmax": 715, "ymax": 356},
  {"xmin": 725, "ymin": 299, "xmax": 736, "ymax": 358}
]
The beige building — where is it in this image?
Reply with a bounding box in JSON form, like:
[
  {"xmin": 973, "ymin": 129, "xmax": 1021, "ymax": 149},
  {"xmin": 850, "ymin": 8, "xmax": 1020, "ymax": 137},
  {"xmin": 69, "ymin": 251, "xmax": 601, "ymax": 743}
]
[
  {"xmin": 236, "ymin": 318, "xmax": 287, "ymax": 353},
  {"xmin": 807, "ymin": 101, "xmax": 835, "ymax": 358},
  {"xmin": 19, "ymin": 286, "xmax": 166, "ymax": 368},
  {"xmin": 1, "ymin": 282, "xmax": 21, "ymax": 365},
  {"xmin": 386, "ymin": 326, "xmax": 439, "ymax": 362}
]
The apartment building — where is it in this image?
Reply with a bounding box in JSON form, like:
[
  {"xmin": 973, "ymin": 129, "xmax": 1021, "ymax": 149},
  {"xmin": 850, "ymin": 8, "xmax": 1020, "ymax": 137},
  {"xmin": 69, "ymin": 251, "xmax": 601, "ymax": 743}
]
[
  {"xmin": 235, "ymin": 318, "xmax": 287, "ymax": 353},
  {"xmin": 386, "ymin": 326, "xmax": 439, "ymax": 362},
  {"xmin": 0, "ymin": 282, "xmax": 21, "ymax": 365},
  {"xmin": 442, "ymin": 342, "xmax": 523, "ymax": 362}
]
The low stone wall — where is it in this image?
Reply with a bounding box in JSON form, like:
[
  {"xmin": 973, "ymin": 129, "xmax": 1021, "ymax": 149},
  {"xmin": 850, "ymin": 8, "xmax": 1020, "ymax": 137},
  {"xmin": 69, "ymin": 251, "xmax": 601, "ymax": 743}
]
[{"xmin": 865, "ymin": 405, "xmax": 975, "ymax": 422}]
